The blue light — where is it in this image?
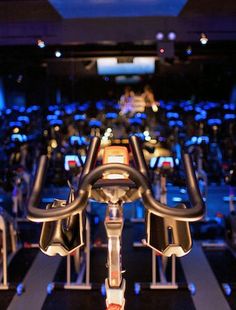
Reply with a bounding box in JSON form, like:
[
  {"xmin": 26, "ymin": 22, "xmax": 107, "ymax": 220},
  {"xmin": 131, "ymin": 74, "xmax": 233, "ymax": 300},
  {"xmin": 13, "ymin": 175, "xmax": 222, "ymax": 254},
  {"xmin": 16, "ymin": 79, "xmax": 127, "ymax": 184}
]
[
  {"xmin": 78, "ymin": 104, "xmax": 89, "ymax": 112},
  {"xmin": 168, "ymin": 120, "xmax": 176, "ymax": 127},
  {"xmin": 0, "ymin": 79, "xmax": 5, "ymax": 110},
  {"xmin": 176, "ymin": 120, "xmax": 183, "ymax": 127},
  {"xmin": 89, "ymin": 120, "xmax": 102, "ymax": 127},
  {"xmin": 175, "ymin": 158, "xmax": 180, "ymax": 165},
  {"xmin": 186, "ymin": 47, "xmax": 192, "ymax": 55},
  {"xmin": 195, "ymin": 114, "xmax": 206, "ymax": 121},
  {"xmin": 49, "ymin": 119, "xmax": 63, "ymax": 126},
  {"xmin": 106, "ymin": 112, "xmax": 118, "ymax": 119},
  {"xmin": 129, "ymin": 118, "xmax": 142, "ymax": 126},
  {"xmin": 191, "ymin": 136, "xmax": 198, "ymax": 144},
  {"xmin": 18, "ymin": 116, "xmax": 30, "ymax": 124},
  {"xmin": 184, "ymin": 106, "xmax": 193, "ymax": 111},
  {"xmin": 42, "ymin": 198, "xmax": 54, "ymax": 203},
  {"xmin": 49, "ymin": 0, "xmax": 187, "ymax": 18},
  {"xmin": 224, "ymin": 114, "xmax": 235, "ymax": 120},
  {"xmin": 47, "ymin": 283, "xmax": 54, "ymax": 294},
  {"xmin": 136, "ymin": 113, "xmax": 147, "ymax": 119},
  {"xmin": 188, "ymin": 283, "xmax": 196, "ymax": 295},
  {"xmin": 54, "ymin": 110, "xmax": 63, "ymax": 116},
  {"xmin": 222, "ymin": 283, "xmax": 231, "ymax": 296},
  {"xmin": 70, "ymin": 136, "xmax": 87, "ymax": 146},
  {"xmin": 96, "ymin": 101, "xmax": 105, "ymax": 111},
  {"xmin": 74, "ymin": 114, "xmax": 86, "ymax": 121},
  {"xmin": 168, "ymin": 32, "xmax": 176, "ymax": 41},
  {"xmin": 16, "ymin": 283, "xmax": 24, "ymax": 295},
  {"xmin": 47, "ymin": 115, "xmax": 58, "ymax": 121},
  {"xmin": 136, "ymin": 205, "xmax": 144, "ymax": 219},
  {"xmin": 9, "ymin": 121, "xmax": 22, "ymax": 127},
  {"xmin": 198, "ymin": 136, "xmax": 209, "ymax": 144},
  {"xmin": 167, "ymin": 112, "xmax": 179, "ymax": 119},
  {"xmin": 48, "ymin": 105, "xmax": 58, "ymax": 112},
  {"xmin": 134, "ymin": 283, "xmax": 141, "ymax": 295},
  {"xmin": 94, "ymin": 216, "xmax": 99, "ymax": 225},
  {"xmin": 31, "ymin": 105, "xmax": 40, "ymax": 111},
  {"xmin": 150, "ymin": 157, "xmax": 157, "ymax": 169},
  {"xmin": 172, "ymin": 197, "xmax": 182, "ymax": 202},
  {"xmin": 101, "ymin": 284, "xmax": 106, "ymax": 296},
  {"xmin": 207, "ymin": 118, "xmax": 222, "ymax": 126},
  {"xmin": 11, "ymin": 134, "xmax": 27, "ymax": 142}
]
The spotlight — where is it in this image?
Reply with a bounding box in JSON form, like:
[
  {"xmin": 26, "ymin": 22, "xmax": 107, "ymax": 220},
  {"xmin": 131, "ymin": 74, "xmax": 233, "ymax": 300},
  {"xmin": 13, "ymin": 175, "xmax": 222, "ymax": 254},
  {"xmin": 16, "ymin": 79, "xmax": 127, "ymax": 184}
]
[
  {"xmin": 200, "ymin": 33, "xmax": 208, "ymax": 45},
  {"xmin": 159, "ymin": 48, "xmax": 165, "ymax": 54},
  {"xmin": 168, "ymin": 32, "xmax": 176, "ymax": 41},
  {"xmin": 156, "ymin": 32, "xmax": 164, "ymax": 41},
  {"xmin": 55, "ymin": 50, "xmax": 62, "ymax": 58},
  {"xmin": 186, "ymin": 46, "xmax": 192, "ymax": 55},
  {"xmin": 37, "ymin": 39, "xmax": 45, "ymax": 48},
  {"xmin": 13, "ymin": 127, "xmax": 19, "ymax": 133}
]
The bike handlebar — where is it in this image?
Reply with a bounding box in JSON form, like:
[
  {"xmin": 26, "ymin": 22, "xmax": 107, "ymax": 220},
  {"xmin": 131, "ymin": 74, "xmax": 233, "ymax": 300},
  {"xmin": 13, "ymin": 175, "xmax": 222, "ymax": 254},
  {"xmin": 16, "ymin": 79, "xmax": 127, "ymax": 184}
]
[
  {"xmin": 27, "ymin": 154, "xmax": 89, "ymax": 222},
  {"xmin": 28, "ymin": 162, "xmax": 204, "ymax": 222},
  {"xmin": 27, "ymin": 135, "xmax": 204, "ymax": 222},
  {"xmin": 129, "ymin": 135, "xmax": 150, "ymax": 180},
  {"xmin": 130, "ymin": 135, "xmax": 205, "ymax": 221}
]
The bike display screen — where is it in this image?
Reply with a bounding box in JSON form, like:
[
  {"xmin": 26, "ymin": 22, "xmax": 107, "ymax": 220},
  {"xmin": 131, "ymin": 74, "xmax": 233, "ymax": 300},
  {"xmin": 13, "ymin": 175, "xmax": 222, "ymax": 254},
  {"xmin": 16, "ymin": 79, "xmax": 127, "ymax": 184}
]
[
  {"xmin": 150, "ymin": 156, "xmax": 175, "ymax": 169},
  {"xmin": 157, "ymin": 157, "xmax": 174, "ymax": 169},
  {"xmin": 64, "ymin": 155, "xmax": 80, "ymax": 171},
  {"xmin": 107, "ymin": 155, "xmax": 125, "ymax": 164}
]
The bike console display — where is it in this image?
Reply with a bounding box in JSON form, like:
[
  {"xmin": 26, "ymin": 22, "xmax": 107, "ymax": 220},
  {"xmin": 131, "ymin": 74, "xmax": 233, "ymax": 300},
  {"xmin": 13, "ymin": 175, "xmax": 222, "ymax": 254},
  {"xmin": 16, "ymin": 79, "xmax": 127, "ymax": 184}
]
[{"xmin": 103, "ymin": 146, "xmax": 129, "ymax": 180}]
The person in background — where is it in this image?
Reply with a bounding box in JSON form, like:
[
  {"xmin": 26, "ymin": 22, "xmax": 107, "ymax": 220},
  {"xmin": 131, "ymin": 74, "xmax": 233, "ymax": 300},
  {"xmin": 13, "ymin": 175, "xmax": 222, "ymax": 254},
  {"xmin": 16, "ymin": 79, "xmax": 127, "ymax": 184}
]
[
  {"xmin": 119, "ymin": 86, "xmax": 135, "ymax": 115},
  {"xmin": 142, "ymin": 85, "xmax": 159, "ymax": 119}
]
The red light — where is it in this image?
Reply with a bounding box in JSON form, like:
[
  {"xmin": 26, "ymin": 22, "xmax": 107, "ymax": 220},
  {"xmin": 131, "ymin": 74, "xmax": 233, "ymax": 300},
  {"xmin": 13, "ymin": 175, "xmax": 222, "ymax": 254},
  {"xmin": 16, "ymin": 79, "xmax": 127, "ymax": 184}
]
[
  {"xmin": 163, "ymin": 162, "xmax": 171, "ymax": 167},
  {"xmin": 160, "ymin": 48, "xmax": 165, "ymax": 54},
  {"xmin": 68, "ymin": 160, "xmax": 77, "ymax": 167}
]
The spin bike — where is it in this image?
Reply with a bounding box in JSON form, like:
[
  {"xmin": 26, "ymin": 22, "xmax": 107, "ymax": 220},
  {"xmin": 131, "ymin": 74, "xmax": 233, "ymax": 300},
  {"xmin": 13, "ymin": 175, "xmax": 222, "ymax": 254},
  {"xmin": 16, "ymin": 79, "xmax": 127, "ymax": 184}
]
[
  {"xmin": 0, "ymin": 207, "xmax": 24, "ymax": 294},
  {"xmin": 27, "ymin": 135, "xmax": 205, "ymax": 309}
]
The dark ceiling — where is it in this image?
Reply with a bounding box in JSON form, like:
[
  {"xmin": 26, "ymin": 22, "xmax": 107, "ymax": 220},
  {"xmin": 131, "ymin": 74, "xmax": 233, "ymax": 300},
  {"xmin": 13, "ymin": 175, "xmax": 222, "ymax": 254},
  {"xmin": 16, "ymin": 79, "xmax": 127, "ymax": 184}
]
[
  {"xmin": 0, "ymin": 1, "xmax": 235, "ymax": 102},
  {"xmin": 180, "ymin": 0, "xmax": 236, "ymax": 17},
  {"xmin": 0, "ymin": 0, "xmax": 235, "ymax": 46},
  {"xmin": 0, "ymin": 0, "xmax": 235, "ymax": 70}
]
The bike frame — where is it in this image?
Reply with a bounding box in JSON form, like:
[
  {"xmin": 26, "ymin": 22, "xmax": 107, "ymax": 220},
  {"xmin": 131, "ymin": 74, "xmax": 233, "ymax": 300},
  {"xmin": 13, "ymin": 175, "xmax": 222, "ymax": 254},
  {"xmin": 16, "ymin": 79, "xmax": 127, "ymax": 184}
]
[{"xmin": 104, "ymin": 201, "xmax": 125, "ymax": 309}]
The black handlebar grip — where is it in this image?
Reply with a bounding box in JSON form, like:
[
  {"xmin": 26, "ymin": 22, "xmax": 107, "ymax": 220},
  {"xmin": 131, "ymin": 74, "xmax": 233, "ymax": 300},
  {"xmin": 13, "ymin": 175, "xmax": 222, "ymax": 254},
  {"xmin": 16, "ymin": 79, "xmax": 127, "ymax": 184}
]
[
  {"xmin": 182, "ymin": 152, "xmax": 205, "ymax": 212},
  {"xmin": 28, "ymin": 155, "xmax": 48, "ymax": 209},
  {"xmin": 79, "ymin": 136, "xmax": 101, "ymax": 184},
  {"xmin": 129, "ymin": 135, "xmax": 150, "ymax": 180}
]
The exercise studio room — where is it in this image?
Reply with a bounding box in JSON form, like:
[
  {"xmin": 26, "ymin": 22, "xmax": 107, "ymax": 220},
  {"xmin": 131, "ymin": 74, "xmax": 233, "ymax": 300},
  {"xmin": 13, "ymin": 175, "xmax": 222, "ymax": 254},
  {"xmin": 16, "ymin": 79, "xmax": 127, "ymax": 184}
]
[{"xmin": 0, "ymin": 1, "xmax": 236, "ymax": 309}]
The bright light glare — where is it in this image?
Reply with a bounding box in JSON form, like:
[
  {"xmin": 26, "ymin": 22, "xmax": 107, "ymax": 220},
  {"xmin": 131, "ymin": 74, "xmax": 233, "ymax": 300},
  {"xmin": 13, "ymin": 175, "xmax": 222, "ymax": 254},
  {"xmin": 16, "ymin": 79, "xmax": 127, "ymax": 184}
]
[
  {"xmin": 55, "ymin": 50, "xmax": 62, "ymax": 58},
  {"xmin": 156, "ymin": 32, "xmax": 164, "ymax": 40},
  {"xmin": 37, "ymin": 39, "xmax": 45, "ymax": 48},
  {"xmin": 200, "ymin": 33, "xmax": 208, "ymax": 45},
  {"xmin": 97, "ymin": 57, "xmax": 155, "ymax": 75},
  {"xmin": 168, "ymin": 32, "xmax": 176, "ymax": 40}
]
